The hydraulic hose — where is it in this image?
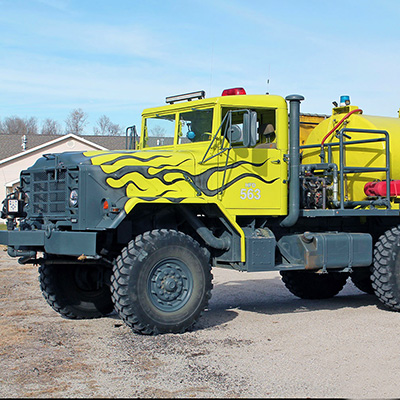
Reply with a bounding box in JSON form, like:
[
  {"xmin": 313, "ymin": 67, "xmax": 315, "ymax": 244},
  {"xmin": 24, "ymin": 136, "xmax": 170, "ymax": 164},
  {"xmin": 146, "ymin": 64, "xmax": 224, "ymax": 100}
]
[{"xmin": 320, "ymin": 108, "xmax": 363, "ymax": 147}]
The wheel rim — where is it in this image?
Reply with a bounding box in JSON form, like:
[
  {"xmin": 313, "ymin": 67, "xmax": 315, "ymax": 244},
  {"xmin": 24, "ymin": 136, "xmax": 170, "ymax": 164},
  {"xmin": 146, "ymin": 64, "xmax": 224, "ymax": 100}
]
[{"xmin": 148, "ymin": 258, "xmax": 193, "ymax": 312}]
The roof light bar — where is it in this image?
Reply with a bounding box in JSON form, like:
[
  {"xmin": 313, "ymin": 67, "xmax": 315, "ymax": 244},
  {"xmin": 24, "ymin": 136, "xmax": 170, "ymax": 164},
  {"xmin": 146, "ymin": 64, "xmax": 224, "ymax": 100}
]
[
  {"xmin": 221, "ymin": 87, "xmax": 247, "ymax": 96},
  {"xmin": 166, "ymin": 90, "xmax": 205, "ymax": 104}
]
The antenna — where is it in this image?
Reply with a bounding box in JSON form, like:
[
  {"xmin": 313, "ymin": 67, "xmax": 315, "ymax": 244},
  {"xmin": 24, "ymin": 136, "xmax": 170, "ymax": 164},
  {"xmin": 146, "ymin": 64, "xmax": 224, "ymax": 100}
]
[
  {"xmin": 209, "ymin": 39, "xmax": 215, "ymax": 96},
  {"xmin": 266, "ymin": 64, "xmax": 271, "ymax": 94}
]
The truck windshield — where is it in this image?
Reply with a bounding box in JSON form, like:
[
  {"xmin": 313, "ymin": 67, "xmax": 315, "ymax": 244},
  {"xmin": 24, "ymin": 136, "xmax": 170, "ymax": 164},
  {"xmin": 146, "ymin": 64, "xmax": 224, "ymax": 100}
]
[
  {"xmin": 143, "ymin": 108, "xmax": 214, "ymax": 148},
  {"xmin": 179, "ymin": 108, "xmax": 213, "ymax": 144},
  {"xmin": 144, "ymin": 114, "xmax": 176, "ymax": 147}
]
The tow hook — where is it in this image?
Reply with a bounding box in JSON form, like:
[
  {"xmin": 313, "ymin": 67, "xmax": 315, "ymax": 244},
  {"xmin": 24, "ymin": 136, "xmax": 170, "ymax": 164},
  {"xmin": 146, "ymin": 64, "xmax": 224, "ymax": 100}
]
[{"xmin": 7, "ymin": 247, "xmax": 36, "ymax": 260}]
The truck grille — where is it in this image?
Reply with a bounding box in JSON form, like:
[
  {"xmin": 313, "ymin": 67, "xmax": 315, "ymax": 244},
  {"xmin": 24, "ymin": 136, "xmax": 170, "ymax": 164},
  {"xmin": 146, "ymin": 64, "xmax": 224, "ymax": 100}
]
[{"xmin": 32, "ymin": 170, "xmax": 67, "ymax": 214}]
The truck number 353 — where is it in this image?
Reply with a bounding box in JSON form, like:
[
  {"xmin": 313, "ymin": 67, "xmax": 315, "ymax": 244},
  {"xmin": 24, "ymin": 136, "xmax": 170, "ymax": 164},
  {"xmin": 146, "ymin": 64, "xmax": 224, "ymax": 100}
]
[{"xmin": 240, "ymin": 188, "xmax": 261, "ymax": 200}]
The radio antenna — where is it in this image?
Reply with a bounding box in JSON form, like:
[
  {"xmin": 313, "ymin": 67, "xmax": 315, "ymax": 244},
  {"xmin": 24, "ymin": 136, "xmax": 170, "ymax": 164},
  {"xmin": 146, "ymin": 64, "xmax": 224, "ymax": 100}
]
[{"xmin": 266, "ymin": 64, "xmax": 271, "ymax": 94}]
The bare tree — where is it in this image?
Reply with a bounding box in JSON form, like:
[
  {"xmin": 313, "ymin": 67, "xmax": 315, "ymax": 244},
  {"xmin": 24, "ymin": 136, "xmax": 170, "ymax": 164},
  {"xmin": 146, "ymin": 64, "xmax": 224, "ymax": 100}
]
[
  {"xmin": 41, "ymin": 118, "xmax": 63, "ymax": 135},
  {"xmin": 93, "ymin": 115, "xmax": 122, "ymax": 136},
  {"xmin": 150, "ymin": 125, "xmax": 167, "ymax": 137},
  {"xmin": 0, "ymin": 119, "xmax": 4, "ymax": 134},
  {"xmin": 2, "ymin": 116, "xmax": 38, "ymax": 135},
  {"xmin": 25, "ymin": 117, "xmax": 38, "ymax": 135},
  {"xmin": 4, "ymin": 116, "xmax": 25, "ymax": 134},
  {"xmin": 65, "ymin": 108, "xmax": 88, "ymax": 135}
]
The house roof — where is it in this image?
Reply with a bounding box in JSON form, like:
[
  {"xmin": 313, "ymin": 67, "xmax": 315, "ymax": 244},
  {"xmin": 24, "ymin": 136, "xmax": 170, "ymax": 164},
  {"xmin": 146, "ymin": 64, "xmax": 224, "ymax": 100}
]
[{"xmin": 0, "ymin": 133, "xmax": 128, "ymax": 161}]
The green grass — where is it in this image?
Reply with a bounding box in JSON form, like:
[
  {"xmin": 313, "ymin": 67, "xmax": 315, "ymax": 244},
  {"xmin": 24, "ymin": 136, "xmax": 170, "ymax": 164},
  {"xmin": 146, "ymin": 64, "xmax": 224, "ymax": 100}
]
[{"xmin": 0, "ymin": 224, "xmax": 7, "ymax": 230}]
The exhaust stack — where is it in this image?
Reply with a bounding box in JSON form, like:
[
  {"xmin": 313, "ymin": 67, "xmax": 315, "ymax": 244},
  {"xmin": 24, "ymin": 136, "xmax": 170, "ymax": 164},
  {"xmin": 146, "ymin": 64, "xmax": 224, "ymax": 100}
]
[{"xmin": 280, "ymin": 94, "xmax": 305, "ymax": 227}]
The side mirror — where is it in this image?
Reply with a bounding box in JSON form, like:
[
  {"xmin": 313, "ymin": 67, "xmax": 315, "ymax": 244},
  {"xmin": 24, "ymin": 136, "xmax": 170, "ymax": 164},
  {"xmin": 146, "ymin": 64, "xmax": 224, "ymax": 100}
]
[
  {"xmin": 243, "ymin": 111, "xmax": 257, "ymax": 147},
  {"xmin": 227, "ymin": 124, "xmax": 242, "ymax": 143}
]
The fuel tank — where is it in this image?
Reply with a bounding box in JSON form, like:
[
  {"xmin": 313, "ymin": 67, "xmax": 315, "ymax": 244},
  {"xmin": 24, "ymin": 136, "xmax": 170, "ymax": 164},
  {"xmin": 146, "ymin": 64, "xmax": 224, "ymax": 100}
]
[{"xmin": 301, "ymin": 103, "xmax": 400, "ymax": 203}]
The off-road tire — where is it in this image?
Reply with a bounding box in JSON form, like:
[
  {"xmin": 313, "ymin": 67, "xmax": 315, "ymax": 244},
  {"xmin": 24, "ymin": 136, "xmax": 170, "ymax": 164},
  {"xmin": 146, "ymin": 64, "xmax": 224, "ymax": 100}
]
[
  {"xmin": 371, "ymin": 226, "xmax": 400, "ymax": 311},
  {"xmin": 280, "ymin": 270, "xmax": 349, "ymax": 299},
  {"xmin": 111, "ymin": 229, "xmax": 213, "ymax": 335},
  {"xmin": 39, "ymin": 263, "xmax": 114, "ymax": 319},
  {"xmin": 350, "ymin": 267, "xmax": 374, "ymax": 294}
]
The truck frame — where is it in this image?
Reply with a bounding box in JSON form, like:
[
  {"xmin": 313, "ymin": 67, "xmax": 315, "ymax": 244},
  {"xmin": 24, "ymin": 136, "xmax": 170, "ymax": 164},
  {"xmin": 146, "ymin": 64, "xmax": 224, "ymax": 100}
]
[{"xmin": 2, "ymin": 88, "xmax": 400, "ymax": 334}]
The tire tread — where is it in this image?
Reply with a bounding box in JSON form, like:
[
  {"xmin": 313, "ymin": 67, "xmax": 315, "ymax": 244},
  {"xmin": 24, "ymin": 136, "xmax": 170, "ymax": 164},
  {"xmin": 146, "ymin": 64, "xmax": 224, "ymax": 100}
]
[{"xmin": 111, "ymin": 229, "xmax": 213, "ymax": 335}]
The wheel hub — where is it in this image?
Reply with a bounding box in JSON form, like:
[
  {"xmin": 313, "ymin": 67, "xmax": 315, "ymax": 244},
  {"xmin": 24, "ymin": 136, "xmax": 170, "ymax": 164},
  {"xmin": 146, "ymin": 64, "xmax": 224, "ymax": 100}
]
[
  {"xmin": 164, "ymin": 277, "xmax": 177, "ymax": 291},
  {"xmin": 148, "ymin": 259, "xmax": 193, "ymax": 312}
]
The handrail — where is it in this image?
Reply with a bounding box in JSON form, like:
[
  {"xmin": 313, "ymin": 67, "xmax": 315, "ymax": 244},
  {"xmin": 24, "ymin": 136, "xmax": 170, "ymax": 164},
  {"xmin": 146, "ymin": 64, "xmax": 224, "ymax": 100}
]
[
  {"xmin": 300, "ymin": 128, "xmax": 391, "ymax": 210},
  {"xmin": 125, "ymin": 125, "xmax": 137, "ymax": 150},
  {"xmin": 300, "ymin": 136, "xmax": 386, "ymax": 151},
  {"xmin": 338, "ymin": 128, "xmax": 390, "ymax": 209}
]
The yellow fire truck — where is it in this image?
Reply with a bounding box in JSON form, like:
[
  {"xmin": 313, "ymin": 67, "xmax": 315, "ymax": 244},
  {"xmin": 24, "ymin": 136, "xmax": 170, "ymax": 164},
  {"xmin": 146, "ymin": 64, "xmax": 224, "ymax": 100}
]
[{"xmin": 2, "ymin": 88, "xmax": 400, "ymax": 335}]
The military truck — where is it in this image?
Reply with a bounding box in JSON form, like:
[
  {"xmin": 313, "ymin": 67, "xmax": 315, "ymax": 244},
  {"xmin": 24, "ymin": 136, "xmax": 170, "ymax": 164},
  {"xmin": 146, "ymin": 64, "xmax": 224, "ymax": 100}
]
[{"xmin": 2, "ymin": 88, "xmax": 400, "ymax": 335}]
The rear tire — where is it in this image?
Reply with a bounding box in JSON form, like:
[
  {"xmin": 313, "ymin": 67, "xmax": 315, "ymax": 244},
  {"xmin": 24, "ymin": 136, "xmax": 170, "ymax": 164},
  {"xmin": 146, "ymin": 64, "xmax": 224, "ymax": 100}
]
[
  {"xmin": 39, "ymin": 262, "xmax": 114, "ymax": 319},
  {"xmin": 371, "ymin": 226, "xmax": 400, "ymax": 311},
  {"xmin": 280, "ymin": 270, "xmax": 349, "ymax": 299},
  {"xmin": 111, "ymin": 229, "xmax": 213, "ymax": 335}
]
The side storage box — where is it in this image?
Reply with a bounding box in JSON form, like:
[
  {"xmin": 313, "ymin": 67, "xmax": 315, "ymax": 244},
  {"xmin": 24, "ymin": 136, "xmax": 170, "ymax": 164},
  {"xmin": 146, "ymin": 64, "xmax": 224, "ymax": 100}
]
[{"xmin": 243, "ymin": 227, "xmax": 276, "ymax": 272}]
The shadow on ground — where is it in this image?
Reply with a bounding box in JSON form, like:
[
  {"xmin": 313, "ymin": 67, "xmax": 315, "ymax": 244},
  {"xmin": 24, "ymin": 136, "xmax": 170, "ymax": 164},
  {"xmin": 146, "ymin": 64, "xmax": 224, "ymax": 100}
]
[
  {"xmin": 196, "ymin": 275, "xmax": 384, "ymax": 330},
  {"xmin": 104, "ymin": 275, "xmax": 386, "ymax": 333}
]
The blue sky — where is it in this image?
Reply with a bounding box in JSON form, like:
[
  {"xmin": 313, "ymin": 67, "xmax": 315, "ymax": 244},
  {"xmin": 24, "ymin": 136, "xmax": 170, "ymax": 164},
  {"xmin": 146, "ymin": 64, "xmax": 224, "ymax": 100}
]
[{"xmin": 1, "ymin": 0, "xmax": 400, "ymax": 134}]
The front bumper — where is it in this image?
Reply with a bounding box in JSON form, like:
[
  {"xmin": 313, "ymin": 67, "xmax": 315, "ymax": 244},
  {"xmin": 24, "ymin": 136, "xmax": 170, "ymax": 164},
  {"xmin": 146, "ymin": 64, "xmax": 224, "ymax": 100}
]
[{"xmin": 0, "ymin": 230, "xmax": 97, "ymax": 257}]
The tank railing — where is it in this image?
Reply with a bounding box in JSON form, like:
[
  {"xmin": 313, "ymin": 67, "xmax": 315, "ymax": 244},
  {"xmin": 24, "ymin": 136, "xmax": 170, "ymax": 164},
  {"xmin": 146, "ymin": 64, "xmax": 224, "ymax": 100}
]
[
  {"xmin": 338, "ymin": 128, "xmax": 391, "ymax": 210},
  {"xmin": 299, "ymin": 128, "xmax": 391, "ymax": 210}
]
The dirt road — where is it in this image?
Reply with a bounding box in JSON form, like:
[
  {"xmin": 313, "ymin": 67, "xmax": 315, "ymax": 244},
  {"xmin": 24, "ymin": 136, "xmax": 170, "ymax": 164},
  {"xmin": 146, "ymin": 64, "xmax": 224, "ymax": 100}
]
[{"xmin": 1, "ymin": 247, "xmax": 400, "ymax": 398}]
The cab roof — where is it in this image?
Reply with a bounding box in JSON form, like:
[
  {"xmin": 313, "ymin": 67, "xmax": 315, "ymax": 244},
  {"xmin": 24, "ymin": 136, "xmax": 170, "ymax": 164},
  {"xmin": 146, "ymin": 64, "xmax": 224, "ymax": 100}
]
[{"xmin": 142, "ymin": 94, "xmax": 288, "ymax": 117}]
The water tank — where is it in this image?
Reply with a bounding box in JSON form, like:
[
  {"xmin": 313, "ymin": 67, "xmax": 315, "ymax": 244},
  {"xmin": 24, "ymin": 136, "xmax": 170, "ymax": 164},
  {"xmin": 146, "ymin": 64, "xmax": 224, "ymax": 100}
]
[{"xmin": 302, "ymin": 105, "xmax": 400, "ymax": 202}]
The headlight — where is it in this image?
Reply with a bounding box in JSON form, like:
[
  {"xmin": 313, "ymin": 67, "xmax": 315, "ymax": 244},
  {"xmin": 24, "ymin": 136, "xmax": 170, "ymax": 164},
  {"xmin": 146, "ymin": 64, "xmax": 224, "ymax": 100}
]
[{"xmin": 69, "ymin": 190, "xmax": 78, "ymax": 207}]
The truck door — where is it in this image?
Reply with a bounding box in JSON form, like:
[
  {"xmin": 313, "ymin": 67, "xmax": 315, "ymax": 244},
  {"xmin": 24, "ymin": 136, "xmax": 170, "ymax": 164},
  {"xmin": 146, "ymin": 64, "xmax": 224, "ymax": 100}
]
[{"xmin": 218, "ymin": 108, "xmax": 286, "ymax": 215}]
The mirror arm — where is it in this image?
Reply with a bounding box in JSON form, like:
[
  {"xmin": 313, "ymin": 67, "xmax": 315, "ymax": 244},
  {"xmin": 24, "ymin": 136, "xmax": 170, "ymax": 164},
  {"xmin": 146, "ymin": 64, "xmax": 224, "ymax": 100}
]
[{"xmin": 200, "ymin": 111, "xmax": 231, "ymax": 164}]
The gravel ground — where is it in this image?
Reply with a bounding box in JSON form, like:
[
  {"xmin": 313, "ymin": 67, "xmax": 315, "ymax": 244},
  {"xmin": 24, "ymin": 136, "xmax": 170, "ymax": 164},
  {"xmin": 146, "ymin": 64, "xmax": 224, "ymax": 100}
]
[{"xmin": 1, "ymin": 246, "xmax": 400, "ymax": 398}]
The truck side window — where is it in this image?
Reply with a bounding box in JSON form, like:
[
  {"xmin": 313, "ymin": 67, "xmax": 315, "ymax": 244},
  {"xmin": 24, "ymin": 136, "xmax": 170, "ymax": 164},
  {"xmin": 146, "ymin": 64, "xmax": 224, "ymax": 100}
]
[
  {"xmin": 221, "ymin": 108, "xmax": 259, "ymax": 146},
  {"xmin": 255, "ymin": 109, "xmax": 277, "ymax": 148},
  {"xmin": 255, "ymin": 123, "xmax": 276, "ymax": 148},
  {"xmin": 144, "ymin": 114, "xmax": 176, "ymax": 147},
  {"xmin": 221, "ymin": 108, "xmax": 276, "ymax": 148},
  {"xmin": 179, "ymin": 109, "xmax": 213, "ymax": 144}
]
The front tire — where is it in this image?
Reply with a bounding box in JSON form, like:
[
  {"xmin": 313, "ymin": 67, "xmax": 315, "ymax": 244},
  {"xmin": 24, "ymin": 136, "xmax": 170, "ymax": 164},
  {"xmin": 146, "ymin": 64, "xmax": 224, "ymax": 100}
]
[
  {"xmin": 39, "ymin": 262, "xmax": 114, "ymax": 319},
  {"xmin": 280, "ymin": 270, "xmax": 349, "ymax": 299},
  {"xmin": 111, "ymin": 229, "xmax": 213, "ymax": 335},
  {"xmin": 371, "ymin": 226, "xmax": 400, "ymax": 311}
]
